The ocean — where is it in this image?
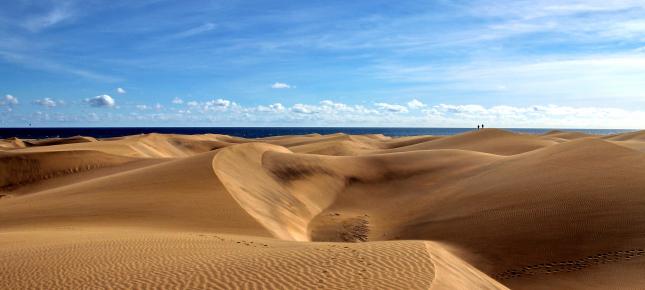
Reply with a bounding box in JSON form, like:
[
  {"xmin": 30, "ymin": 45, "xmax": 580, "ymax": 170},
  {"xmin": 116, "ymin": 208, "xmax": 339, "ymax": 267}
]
[{"xmin": 0, "ymin": 127, "xmax": 636, "ymax": 139}]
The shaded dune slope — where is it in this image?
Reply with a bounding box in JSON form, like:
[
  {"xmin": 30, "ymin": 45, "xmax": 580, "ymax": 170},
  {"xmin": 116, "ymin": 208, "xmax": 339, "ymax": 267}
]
[
  {"xmin": 23, "ymin": 136, "xmax": 98, "ymax": 146},
  {"xmin": 0, "ymin": 150, "xmax": 138, "ymax": 192}
]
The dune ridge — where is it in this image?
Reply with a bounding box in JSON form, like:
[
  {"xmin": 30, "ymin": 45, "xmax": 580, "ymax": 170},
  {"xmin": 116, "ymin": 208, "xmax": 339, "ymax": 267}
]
[{"xmin": 1, "ymin": 128, "xmax": 644, "ymax": 289}]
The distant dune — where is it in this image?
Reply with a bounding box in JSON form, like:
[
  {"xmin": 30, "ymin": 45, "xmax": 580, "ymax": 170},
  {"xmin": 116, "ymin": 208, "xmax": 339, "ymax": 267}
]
[{"xmin": 2, "ymin": 128, "xmax": 645, "ymax": 289}]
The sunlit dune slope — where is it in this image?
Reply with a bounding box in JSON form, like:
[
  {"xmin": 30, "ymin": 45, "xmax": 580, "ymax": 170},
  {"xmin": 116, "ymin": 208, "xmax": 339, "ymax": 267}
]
[
  {"xmin": 0, "ymin": 229, "xmax": 446, "ymax": 290},
  {"xmin": 0, "ymin": 137, "xmax": 27, "ymax": 150},
  {"xmin": 0, "ymin": 151, "xmax": 270, "ymax": 235}
]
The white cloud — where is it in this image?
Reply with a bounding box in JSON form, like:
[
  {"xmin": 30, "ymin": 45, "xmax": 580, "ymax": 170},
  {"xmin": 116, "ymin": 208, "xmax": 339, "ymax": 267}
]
[
  {"xmin": 257, "ymin": 103, "xmax": 286, "ymax": 113},
  {"xmin": 271, "ymin": 82, "xmax": 291, "ymax": 89},
  {"xmin": 172, "ymin": 97, "xmax": 184, "ymax": 104},
  {"xmin": 291, "ymin": 103, "xmax": 316, "ymax": 114},
  {"xmin": 259, "ymin": 100, "xmax": 377, "ymax": 119},
  {"xmin": 320, "ymin": 100, "xmax": 353, "ymax": 112},
  {"xmin": 271, "ymin": 103, "xmax": 286, "ymax": 112},
  {"xmin": 116, "ymin": 87, "xmax": 126, "ymax": 94},
  {"xmin": 407, "ymin": 99, "xmax": 425, "ymax": 109},
  {"xmin": 3, "ymin": 94, "xmax": 18, "ymax": 105},
  {"xmin": 423, "ymin": 103, "xmax": 645, "ymax": 128},
  {"xmin": 433, "ymin": 104, "xmax": 488, "ymax": 115},
  {"xmin": 33, "ymin": 98, "xmax": 58, "ymax": 108},
  {"xmin": 319, "ymin": 100, "xmax": 352, "ymax": 111},
  {"xmin": 183, "ymin": 98, "xmax": 237, "ymax": 112},
  {"xmin": 206, "ymin": 98, "xmax": 231, "ymax": 108},
  {"xmin": 11, "ymin": 94, "xmax": 645, "ymax": 128},
  {"xmin": 376, "ymin": 102, "xmax": 409, "ymax": 113},
  {"xmin": 318, "ymin": 100, "xmax": 377, "ymax": 114},
  {"xmin": 86, "ymin": 95, "xmax": 116, "ymax": 108}
]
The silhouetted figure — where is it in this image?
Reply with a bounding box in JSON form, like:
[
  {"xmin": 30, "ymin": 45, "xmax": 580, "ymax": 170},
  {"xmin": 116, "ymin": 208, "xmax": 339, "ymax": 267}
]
[
  {"xmin": 477, "ymin": 125, "xmax": 480, "ymax": 130},
  {"xmin": 482, "ymin": 124, "xmax": 485, "ymax": 129}
]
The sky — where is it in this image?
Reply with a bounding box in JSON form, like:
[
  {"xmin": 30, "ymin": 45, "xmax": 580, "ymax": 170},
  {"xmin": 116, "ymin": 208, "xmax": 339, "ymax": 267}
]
[{"xmin": 1, "ymin": 0, "xmax": 645, "ymax": 128}]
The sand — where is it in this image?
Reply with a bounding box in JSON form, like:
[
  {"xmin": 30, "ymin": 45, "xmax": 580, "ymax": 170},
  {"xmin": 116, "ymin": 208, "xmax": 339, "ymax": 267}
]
[{"xmin": 1, "ymin": 128, "xmax": 644, "ymax": 289}]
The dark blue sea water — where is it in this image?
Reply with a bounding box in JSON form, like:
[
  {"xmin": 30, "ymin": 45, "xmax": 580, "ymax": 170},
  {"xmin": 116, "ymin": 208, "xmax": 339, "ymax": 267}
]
[{"xmin": 0, "ymin": 127, "xmax": 636, "ymax": 139}]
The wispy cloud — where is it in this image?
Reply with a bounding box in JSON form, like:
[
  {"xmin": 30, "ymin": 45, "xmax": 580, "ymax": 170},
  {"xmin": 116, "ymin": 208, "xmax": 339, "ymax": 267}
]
[
  {"xmin": 466, "ymin": 0, "xmax": 645, "ymax": 19},
  {"xmin": 168, "ymin": 22, "xmax": 216, "ymax": 40},
  {"xmin": 23, "ymin": 2, "xmax": 75, "ymax": 32},
  {"xmin": 0, "ymin": 51, "xmax": 121, "ymax": 82},
  {"xmin": 373, "ymin": 53, "xmax": 645, "ymax": 102}
]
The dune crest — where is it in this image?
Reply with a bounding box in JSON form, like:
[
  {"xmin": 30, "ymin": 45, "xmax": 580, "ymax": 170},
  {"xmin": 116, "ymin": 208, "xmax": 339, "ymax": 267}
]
[{"xmin": 213, "ymin": 143, "xmax": 345, "ymax": 241}]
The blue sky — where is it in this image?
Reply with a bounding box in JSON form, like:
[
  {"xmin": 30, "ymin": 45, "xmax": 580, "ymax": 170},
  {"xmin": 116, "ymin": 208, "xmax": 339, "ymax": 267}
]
[{"xmin": 1, "ymin": 0, "xmax": 645, "ymax": 128}]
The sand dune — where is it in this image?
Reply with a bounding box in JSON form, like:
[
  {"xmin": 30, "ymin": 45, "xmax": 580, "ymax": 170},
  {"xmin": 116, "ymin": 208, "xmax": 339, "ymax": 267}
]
[
  {"xmin": 11, "ymin": 133, "xmax": 239, "ymax": 158},
  {"xmin": 542, "ymin": 130, "xmax": 592, "ymax": 140},
  {"xmin": 23, "ymin": 135, "xmax": 98, "ymax": 146},
  {"xmin": 384, "ymin": 129, "xmax": 560, "ymax": 156},
  {"xmin": 603, "ymin": 130, "xmax": 645, "ymax": 153},
  {"xmin": 1, "ymin": 128, "xmax": 644, "ymax": 289},
  {"xmin": 0, "ymin": 137, "xmax": 27, "ymax": 150}
]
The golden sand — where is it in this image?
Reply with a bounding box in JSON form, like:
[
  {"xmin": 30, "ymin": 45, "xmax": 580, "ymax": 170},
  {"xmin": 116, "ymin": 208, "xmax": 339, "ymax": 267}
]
[{"xmin": 2, "ymin": 128, "xmax": 645, "ymax": 289}]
